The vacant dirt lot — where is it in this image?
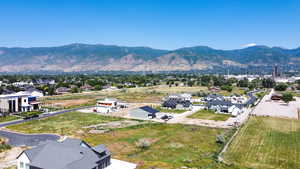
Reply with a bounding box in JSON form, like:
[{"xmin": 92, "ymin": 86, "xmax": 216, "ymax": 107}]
[
  {"xmin": 253, "ymin": 89, "xmax": 299, "ymax": 119},
  {"xmin": 44, "ymin": 98, "xmax": 95, "ymax": 108}
]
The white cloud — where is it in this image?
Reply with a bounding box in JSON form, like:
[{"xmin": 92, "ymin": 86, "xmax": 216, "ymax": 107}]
[{"xmin": 242, "ymin": 43, "xmax": 257, "ymax": 48}]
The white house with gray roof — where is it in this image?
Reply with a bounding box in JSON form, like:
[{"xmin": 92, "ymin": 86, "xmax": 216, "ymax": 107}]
[{"xmin": 17, "ymin": 138, "xmax": 111, "ymax": 169}]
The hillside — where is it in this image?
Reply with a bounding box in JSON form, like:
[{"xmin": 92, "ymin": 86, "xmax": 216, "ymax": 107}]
[{"xmin": 0, "ymin": 44, "xmax": 299, "ymax": 72}]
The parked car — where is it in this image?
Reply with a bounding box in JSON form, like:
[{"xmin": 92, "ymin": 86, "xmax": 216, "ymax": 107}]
[
  {"xmin": 161, "ymin": 115, "xmax": 173, "ymax": 120},
  {"xmin": 23, "ymin": 114, "xmax": 39, "ymax": 120}
]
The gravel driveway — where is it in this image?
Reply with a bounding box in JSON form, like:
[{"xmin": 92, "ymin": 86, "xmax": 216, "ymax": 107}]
[{"xmin": 252, "ymin": 89, "xmax": 299, "ymax": 119}]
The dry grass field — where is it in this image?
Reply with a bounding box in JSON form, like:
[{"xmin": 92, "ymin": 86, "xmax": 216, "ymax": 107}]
[
  {"xmin": 39, "ymin": 86, "xmax": 210, "ymax": 109},
  {"xmin": 6, "ymin": 111, "xmax": 238, "ymax": 169},
  {"xmin": 224, "ymin": 116, "xmax": 300, "ymax": 169}
]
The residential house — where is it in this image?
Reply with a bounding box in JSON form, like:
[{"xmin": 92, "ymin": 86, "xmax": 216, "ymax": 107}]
[
  {"xmin": 207, "ymin": 99, "xmax": 243, "ymax": 116},
  {"xmin": 0, "ymin": 93, "xmax": 40, "ymax": 113},
  {"xmin": 162, "ymin": 98, "xmax": 191, "ymax": 110},
  {"xmin": 12, "ymin": 81, "xmax": 34, "ymax": 87},
  {"xmin": 129, "ymin": 106, "xmax": 159, "ymax": 119},
  {"xmin": 81, "ymin": 84, "xmax": 95, "ymax": 91},
  {"xmin": 17, "ymin": 138, "xmax": 111, "ymax": 169},
  {"xmin": 55, "ymin": 87, "xmax": 71, "ymax": 95},
  {"xmin": 165, "ymin": 93, "xmax": 192, "ymax": 101},
  {"xmin": 95, "ymin": 98, "xmax": 118, "ymax": 114},
  {"xmin": 17, "ymin": 88, "xmax": 44, "ymax": 98},
  {"xmin": 32, "ymin": 79, "xmax": 55, "ymax": 85}
]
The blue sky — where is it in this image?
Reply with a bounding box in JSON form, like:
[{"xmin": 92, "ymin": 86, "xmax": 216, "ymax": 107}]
[{"xmin": 0, "ymin": 0, "xmax": 299, "ymax": 50}]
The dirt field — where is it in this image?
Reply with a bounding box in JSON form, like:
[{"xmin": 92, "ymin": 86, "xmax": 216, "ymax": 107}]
[
  {"xmin": 0, "ymin": 147, "xmax": 26, "ymax": 168},
  {"xmin": 253, "ymin": 89, "xmax": 299, "ymax": 119},
  {"xmin": 43, "ymin": 98, "xmax": 95, "ymax": 108}
]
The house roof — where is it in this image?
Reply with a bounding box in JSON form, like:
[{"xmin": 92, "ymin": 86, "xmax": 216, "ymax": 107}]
[
  {"xmin": 21, "ymin": 138, "xmax": 110, "ymax": 169},
  {"xmin": 139, "ymin": 106, "xmax": 159, "ymax": 114}
]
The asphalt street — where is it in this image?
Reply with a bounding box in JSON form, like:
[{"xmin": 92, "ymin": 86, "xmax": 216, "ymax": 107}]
[{"xmin": 0, "ymin": 106, "xmax": 92, "ymax": 146}]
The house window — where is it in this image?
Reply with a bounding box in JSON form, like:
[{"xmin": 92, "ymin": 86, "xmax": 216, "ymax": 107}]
[
  {"xmin": 24, "ymin": 99, "xmax": 26, "ymax": 102},
  {"xmin": 25, "ymin": 164, "xmax": 30, "ymax": 169},
  {"xmin": 20, "ymin": 162, "xmax": 24, "ymax": 168}
]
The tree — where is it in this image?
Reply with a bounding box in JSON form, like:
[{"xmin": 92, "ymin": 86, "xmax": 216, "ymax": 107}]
[
  {"xmin": 71, "ymin": 87, "xmax": 79, "ymax": 93},
  {"xmin": 237, "ymin": 78, "xmax": 249, "ymax": 88},
  {"xmin": 282, "ymin": 93, "xmax": 293, "ymax": 104},
  {"xmin": 274, "ymin": 83, "xmax": 288, "ymax": 91},
  {"xmin": 221, "ymin": 85, "xmax": 233, "ymax": 92},
  {"xmin": 262, "ymin": 78, "xmax": 275, "ymax": 88}
]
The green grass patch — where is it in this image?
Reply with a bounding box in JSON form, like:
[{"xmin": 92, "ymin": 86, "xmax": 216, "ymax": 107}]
[
  {"xmin": 19, "ymin": 111, "xmax": 43, "ymax": 118},
  {"xmin": 188, "ymin": 109, "xmax": 231, "ymax": 121},
  {"xmin": 7, "ymin": 111, "xmax": 122, "ymax": 136},
  {"xmin": 154, "ymin": 106, "xmax": 187, "ymax": 114},
  {"xmin": 224, "ymin": 116, "xmax": 300, "ymax": 169},
  {"xmin": 216, "ymin": 87, "xmax": 245, "ymax": 96},
  {"xmin": 0, "ymin": 116, "xmax": 20, "ymax": 123}
]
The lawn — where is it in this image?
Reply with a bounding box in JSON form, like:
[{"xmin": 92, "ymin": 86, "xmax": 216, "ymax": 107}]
[
  {"xmin": 154, "ymin": 106, "xmax": 187, "ymax": 114},
  {"xmin": 7, "ymin": 111, "xmax": 122, "ymax": 136},
  {"xmin": 0, "ymin": 116, "xmax": 20, "ymax": 123},
  {"xmin": 188, "ymin": 109, "xmax": 231, "ymax": 121},
  {"xmin": 224, "ymin": 116, "xmax": 300, "ymax": 169},
  {"xmin": 83, "ymin": 123, "xmax": 237, "ymax": 169}
]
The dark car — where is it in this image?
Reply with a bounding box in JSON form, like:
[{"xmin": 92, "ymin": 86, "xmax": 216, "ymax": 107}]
[{"xmin": 23, "ymin": 114, "xmax": 39, "ymax": 120}]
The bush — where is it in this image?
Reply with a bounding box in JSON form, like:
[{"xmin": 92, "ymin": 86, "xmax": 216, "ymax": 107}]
[
  {"xmin": 216, "ymin": 134, "xmax": 226, "ymax": 144},
  {"xmin": 221, "ymin": 85, "xmax": 233, "ymax": 92},
  {"xmin": 274, "ymin": 83, "xmax": 288, "ymax": 91},
  {"xmin": 282, "ymin": 93, "xmax": 293, "ymax": 104},
  {"xmin": 136, "ymin": 138, "xmax": 151, "ymax": 149}
]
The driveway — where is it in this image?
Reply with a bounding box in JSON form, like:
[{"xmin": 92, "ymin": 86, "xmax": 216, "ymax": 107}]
[{"xmin": 0, "ymin": 130, "xmax": 60, "ymax": 146}]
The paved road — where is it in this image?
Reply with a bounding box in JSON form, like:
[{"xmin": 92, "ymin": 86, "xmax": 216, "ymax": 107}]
[
  {"xmin": 0, "ymin": 130, "xmax": 60, "ymax": 146},
  {"xmin": 0, "ymin": 106, "xmax": 93, "ymax": 146}
]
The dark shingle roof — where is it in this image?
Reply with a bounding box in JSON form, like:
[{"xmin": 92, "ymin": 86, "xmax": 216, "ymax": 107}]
[
  {"xmin": 139, "ymin": 106, "xmax": 159, "ymax": 114},
  {"xmin": 21, "ymin": 138, "xmax": 110, "ymax": 169}
]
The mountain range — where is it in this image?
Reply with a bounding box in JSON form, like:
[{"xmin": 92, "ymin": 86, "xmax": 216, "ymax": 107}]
[{"xmin": 0, "ymin": 43, "xmax": 299, "ymax": 72}]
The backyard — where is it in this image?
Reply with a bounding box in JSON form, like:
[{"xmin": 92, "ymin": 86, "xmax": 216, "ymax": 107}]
[
  {"xmin": 188, "ymin": 109, "xmax": 231, "ymax": 121},
  {"xmin": 224, "ymin": 116, "xmax": 300, "ymax": 169}
]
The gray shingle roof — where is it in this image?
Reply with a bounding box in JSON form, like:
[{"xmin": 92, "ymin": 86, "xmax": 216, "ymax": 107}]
[{"xmin": 22, "ymin": 138, "xmax": 110, "ymax": 169}]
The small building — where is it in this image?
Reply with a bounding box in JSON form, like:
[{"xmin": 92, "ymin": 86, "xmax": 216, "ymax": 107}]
[
  {"xmin": 95, "ymin": 98, "xmax": 118, "ymax": 114},
  {"xmin": 129, "ymin": 106, "xmax": 159, "ymax": 119},
  {"xmin": 17, "ymin": 138, "xmax": 111, "ymax": 169}
]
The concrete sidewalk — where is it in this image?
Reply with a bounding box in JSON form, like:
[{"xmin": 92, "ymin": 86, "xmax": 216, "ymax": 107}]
[{"xmin": 106, "ymin": 159, "xmax": 137, "ymax": 169}]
